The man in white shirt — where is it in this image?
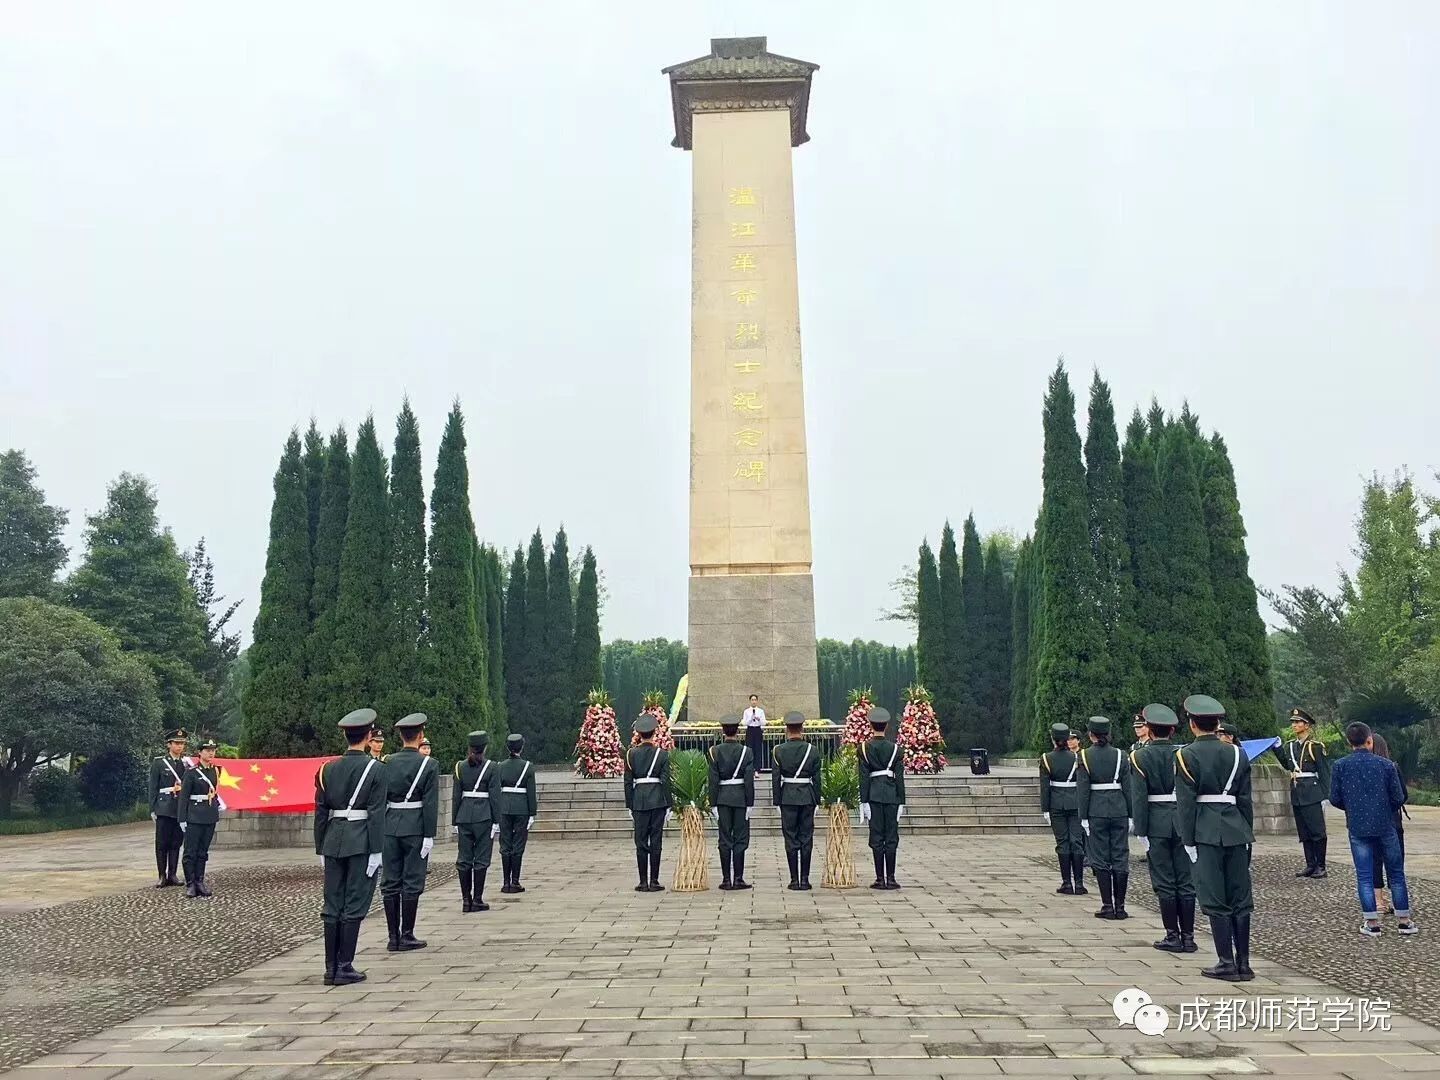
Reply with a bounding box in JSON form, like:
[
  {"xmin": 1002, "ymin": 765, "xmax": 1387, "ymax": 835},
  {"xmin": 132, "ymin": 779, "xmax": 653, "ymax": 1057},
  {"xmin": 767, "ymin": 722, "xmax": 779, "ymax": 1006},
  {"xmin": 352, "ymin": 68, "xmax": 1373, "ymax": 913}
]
[{"xmin": 743, "ymin": 694, "xmax": 768, "ymax": 772}]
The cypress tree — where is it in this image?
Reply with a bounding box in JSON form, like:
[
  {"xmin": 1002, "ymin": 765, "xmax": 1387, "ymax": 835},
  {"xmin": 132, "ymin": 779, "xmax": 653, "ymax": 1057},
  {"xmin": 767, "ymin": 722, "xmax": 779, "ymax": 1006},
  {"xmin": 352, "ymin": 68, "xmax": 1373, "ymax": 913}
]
[
  {"xmin": 573, "ymin": 545, "xmax": 602, "ymax": 708},
  {"xmin": 1085, "ymin": 374, "xmax": 1141, "ymax": 715},
  {"xmin": 302, "ymin": 420, "xmax": 326, "ymax": 563},
  {"xmin": 1009, "ymin": 537, "xmax": 1034, "ymax": 743},
  {"xmin": 425, "ymin": 403, "xmax": 487, "ymax": 762},
  {"xmin": 544, "ymin": 526, "xmax": 576, "ymax": 760},
  {"xmin": 1024, "ymin": 516, "xmax": 1048, "ymax": 747},
  {"xmin": 241, "ymin": 434, "xmax": 313, "ymax": 754},
  {"xmin": 959, "ymin": 514, "xmax": 986, "ymax": 738},
  {"xmin": 330, "ymin": 417, "xmax": 390, "ymax": 721},
  {"xmin": 503, "ymin": 546, "xmax": 527, "ymax": 726},
  {"xmin": 979, "ymin": 538, "xmax": 1014, "ymax": 749},
  {"xmin": 934, "ymin": 524, "xmax": 965, "ymax": 745},
  {"xmin": 915, "ymin": 539, "xmax": 945, "ymax": 717},
  {"xmin": 1156, "ymin": 412, "xmax": 1227, "ymax": 701},
  {"xmin": 1032, "ymin": 362, "xmax": 1109, "ymax": 732},
  {"xmin": 520, "ymin": 530, "xmax": 549, "ymax": 746},
  {"xmin": 384, "ymin": 400, "xmax": 428, "ymax": 717},
  {"xmin": 1199, "ymin": 433, "xmax": 1273, "ymax": 726},
  {"xmin": 1123, "ymin": 410, "xmax": 1170, "ymax": 702},
  {"xmin": 481, "ymin": 544, "xmax": 508, "ymax": 736},
  {"xmin": 306, "ymin": 426, "xmax": 350, "ymax": 735}
]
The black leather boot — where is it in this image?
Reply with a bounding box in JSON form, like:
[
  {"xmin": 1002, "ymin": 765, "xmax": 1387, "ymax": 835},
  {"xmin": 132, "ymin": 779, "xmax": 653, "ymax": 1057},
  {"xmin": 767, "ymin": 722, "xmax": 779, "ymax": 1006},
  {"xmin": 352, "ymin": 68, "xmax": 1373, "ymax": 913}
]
[
  {"xmin": 461, "ymin": 868, "xmax": 474, "ymax": 912},
  {"xmin": 719, "ymin": 850, "xmax": 733, "ymax": 890},
  {"xmin": 870, "ymin": 851, "xmax": 886, "ymax": 889},
  {"xmin": 1094, "ymin": 870, "xmax": 1114, "ymax": 918},
  {"xmin": 800, "ymin": 848, "xmax": 813, "ymax": 890},
  {"xmin": 1071, "ymin": 855, "xmax": 1088, "ymax": 894},
  {"xmin": 1178, "ymin": 896, "xmax": 1198, "ymax": 953},
  {"xmin": 501, "ymin": 854, "xmax": 516, "ymax": 893},
  {"xmin": 334, "ymin": 920, "xmax": 366, "ymax": 984},
  {"xmin": 1233, "ymin": 915, "xmax": 1254, "ymax": 981},
  {"xmin": 635, "ymin": 851, "xmax": 650, "ymax": 891},
  {"xmin": 1111, "ymin": 872, "xmax": 1129, "ymax": 920},
  {"xmin": 1056, "ymin": 853, "xmax": 1074, "ymax": 894},
  {"xmin": 183, "ymin": 856, "xmax": 198, "ymax": 897},
  {"xmin": 884, "ymin": 851, "xmax": 900, "ymax": 889},
  {"xmin": 1296, "ymin": 839, "xmax": 1316, "ymax": 877},
  {"xmin": 398, "ymin": 895, "xmax": 426, "ymax": 950},
  {"xmin": 511, "ymin": 854, "xmax": 525, "ymax": 893},
  {"xmin": 1153, "ymin": 897, "xmax": 1183, "ymax": 951},
  {"xmin": 1201, "ymin": 915, "xmax": 1240, "ymax": 981},
  {"xmin": 196, "ymin": 858, "xmax": 212, "ymax": 897},
  {"xmin": 733, "ymin": 850, "xmax": 751, "ymax": 889},
  {"xmin": 786, "ymin": 849, "xmax": 801, "ymax": 890},
  {"xmin": 648, "ymin": 849, "xmax": 664, "ymax": 891},
  {"xmin": 322, "ymin": 921, "xmax": 339, "ymax": 986},
  {"xmin": 472, "ymin": 869, "xmax": 489, "ymax": 911},
  {"xmin": 1312, "ymin": 838, "xmax": 1328, "ymax": 879},
  {"xmin": 383, "ymin": 894, "xmax": 401, "ymax": 952}
]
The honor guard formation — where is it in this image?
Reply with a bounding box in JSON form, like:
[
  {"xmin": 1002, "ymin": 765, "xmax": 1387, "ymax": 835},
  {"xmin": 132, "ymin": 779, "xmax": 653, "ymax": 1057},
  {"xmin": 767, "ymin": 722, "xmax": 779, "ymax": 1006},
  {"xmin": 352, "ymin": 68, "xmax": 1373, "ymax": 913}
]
[{"xmin": 148, "ymin": 729, "xmax": 226, "ymax": 898}]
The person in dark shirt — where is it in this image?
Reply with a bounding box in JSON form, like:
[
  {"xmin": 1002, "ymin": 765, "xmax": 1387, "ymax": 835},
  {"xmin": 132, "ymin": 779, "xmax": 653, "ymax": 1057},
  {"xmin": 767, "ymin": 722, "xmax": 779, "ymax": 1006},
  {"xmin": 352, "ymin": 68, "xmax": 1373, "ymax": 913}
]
[
  {"xmin": 1329, "ymin": 723, "xmax": 1417, "ymax": 937},
  {"xmin": 1368, "ymin": 732, "xmax": 1406, "ymax": 915}
]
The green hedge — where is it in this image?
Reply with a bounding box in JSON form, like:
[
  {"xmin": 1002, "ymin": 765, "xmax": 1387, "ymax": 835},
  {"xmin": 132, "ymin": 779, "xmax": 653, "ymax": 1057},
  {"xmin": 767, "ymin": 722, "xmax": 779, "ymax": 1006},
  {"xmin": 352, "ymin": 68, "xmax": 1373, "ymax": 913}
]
[{"xmin": 0, "ymin": 804, "xmax": 148, "ymax": 835}]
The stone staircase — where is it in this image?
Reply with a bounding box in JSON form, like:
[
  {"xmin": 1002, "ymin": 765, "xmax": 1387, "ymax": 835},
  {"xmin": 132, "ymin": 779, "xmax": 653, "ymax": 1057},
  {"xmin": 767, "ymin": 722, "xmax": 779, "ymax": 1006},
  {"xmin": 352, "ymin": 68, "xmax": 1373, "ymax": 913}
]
[{"xmin": 530, "ymin": 771, "xmax": 1048, "ymax": 838}]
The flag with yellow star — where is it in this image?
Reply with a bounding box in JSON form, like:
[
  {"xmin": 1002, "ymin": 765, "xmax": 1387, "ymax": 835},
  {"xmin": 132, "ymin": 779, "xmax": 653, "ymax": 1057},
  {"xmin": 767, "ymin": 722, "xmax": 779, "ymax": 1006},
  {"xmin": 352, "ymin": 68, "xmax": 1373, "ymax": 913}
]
[{"xmin": 216, "ymin": 757, "xmax": 335, "ymax": 812}]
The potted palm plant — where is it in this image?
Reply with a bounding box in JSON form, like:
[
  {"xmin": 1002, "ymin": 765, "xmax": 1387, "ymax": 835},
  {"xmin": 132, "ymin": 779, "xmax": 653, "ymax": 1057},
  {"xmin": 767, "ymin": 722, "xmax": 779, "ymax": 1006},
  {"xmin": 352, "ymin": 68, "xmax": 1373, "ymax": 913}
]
[
  {"xmin": 668, "ymin": 748, "xmax": 710, "ymax": 891},
  {"xmin": 821, "ymin": 747, "xmax": 860, "ymax": 888}
]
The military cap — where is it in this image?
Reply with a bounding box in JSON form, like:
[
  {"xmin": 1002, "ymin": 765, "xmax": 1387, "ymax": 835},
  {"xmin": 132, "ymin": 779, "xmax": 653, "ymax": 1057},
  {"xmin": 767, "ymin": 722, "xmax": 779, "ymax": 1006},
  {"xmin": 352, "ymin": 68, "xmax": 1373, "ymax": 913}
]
[
  {"xmin": 1132, "ymin": 714, "xmax": 1148, "ymax": 730},
  {"xmin": 1182, "ymin": 694, "xmax": 1227, "ymax": 720},
  {"xmin": 1068, "ymin": 728, "xmax": 1081, "ymax": 740},
  {"xmin": 164, "ymin": 728, "xmax": 189, "ymax": 743},
  {"xmin": 1049, "ymin": 722, "xmax": 1071, "ymax": 741},
  {"xmin": 1289, "ymin": 707, "xmax": 1315, "ymax": 725},
  {"xmin": 1086, "ymin": 716, "xmax": 1111, "ymax": 736},
  {"xmin": 634, "ymin": 714, "xmax": 658, "ymax": 736},
  {"xmin": 198, "ymin": 738, "xmax": 218, "ymax": 750},
  {"xmin": 1141, "ymin": 703, "xmax": 1180, "ymax": 730},
  {"xmin": 506, "ymin": 733, "xmax": 525, "ymax": 751},
  {"xmin": 394, "ymin": 712, "xmax": 428, "ymax": 731},
  {"xmin": 339, "ymin": 708, "xmax": 378, "ymax": 731},
  {"xmin": 368, "ymin": 724, "xmax": 385, "ymax": 739},
  {"xmin": 1219, "ymin": 720, "xmax": 1239, "ymax": 738},
  {"xmin": 467, "ymin": 730, "xmax": 489, "ymax": 751},
  {"xmin": 719, "ymin": 713, "xmax": 741, "ymax": 733},
  {"xmin": 783, "ymin": 710, "xmax": 806, "ymax": 728},
  {"xmin": 869, "ymin": 707, "xmax": 892, "ymax": 729}
]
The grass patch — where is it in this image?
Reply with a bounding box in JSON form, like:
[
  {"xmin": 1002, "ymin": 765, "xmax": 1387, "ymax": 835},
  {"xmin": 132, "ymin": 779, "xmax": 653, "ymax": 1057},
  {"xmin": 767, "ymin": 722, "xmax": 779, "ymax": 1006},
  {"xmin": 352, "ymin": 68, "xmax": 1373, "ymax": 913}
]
[{"xmin": 0, "ymin": 805, "xmax": 149, "ymax": 835}]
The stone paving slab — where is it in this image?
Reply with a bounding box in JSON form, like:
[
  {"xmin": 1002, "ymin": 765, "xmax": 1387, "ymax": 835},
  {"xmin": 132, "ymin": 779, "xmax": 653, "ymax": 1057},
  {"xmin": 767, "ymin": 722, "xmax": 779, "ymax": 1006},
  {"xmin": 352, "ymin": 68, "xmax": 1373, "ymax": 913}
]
[{"xmin": 3, "ymin": 833, "xmax": 1439, "ymax": 1079}]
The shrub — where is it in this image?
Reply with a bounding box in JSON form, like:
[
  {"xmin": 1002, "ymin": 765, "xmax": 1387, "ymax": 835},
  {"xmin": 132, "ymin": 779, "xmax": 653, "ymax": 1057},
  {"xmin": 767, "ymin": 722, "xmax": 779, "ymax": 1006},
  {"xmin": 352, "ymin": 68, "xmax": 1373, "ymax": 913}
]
[
  {"xmin": 76, "ymin": 747, "xmax": 147, "ymax": 812},
  {"xmin": 668, "ymin": 749, "xmax": 709, "ymax": 811},
  {"xmin": 28, "ymin": 767, "xmax": 80, "ymax": 815}
]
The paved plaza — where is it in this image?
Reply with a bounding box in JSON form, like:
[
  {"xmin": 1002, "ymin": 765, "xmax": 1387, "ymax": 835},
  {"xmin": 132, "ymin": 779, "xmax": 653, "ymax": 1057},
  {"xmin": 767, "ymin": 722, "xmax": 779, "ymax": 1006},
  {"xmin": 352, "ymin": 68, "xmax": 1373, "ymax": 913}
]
[{"xmin": 4, "ymin": 819, "xmax": 1440, "ymax": 1079}]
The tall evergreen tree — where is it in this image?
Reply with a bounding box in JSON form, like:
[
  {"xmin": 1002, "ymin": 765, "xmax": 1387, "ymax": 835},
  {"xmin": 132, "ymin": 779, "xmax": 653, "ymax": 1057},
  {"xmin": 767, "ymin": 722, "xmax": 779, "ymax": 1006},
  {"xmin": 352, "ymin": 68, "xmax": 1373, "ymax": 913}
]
[
  {"xmin": 979, "ymin": 538, "xmax": 1014, "ymax": 749},
  {"xmin": 915, "ymin": 539, "xmax": 945, "ymax": 720},
  {"xmin": 1085, "ymin": 373, "xmax": 1141, "ymax": 715},
  {"xmin": 933, "ymin": 524, "xmax": 966, "ymax": 744},
  {"xmin": 1009, "ymin": 537, "xmax": 1034, "ymax": 742},
  {"xmin": 0, "ymin": 449, "xmax": 69, "ymax": 599},
  {"xmin": 1156, "ymin": 414, "xmax": 1228, "ymax": 700},
  {"xmin": 306, "ymin": 426, "xmax": 350, "ymax": 733},
  {"xmin": 959, "ymin": 514, "xmax": 986, "ymax": 738},
  {"xmin": 1032, "ymin": 362, "xmax": 1109, "ymax": 733},
  {"xmin": 1123, "ymin": 410, "xmax": 1170, "ymax": 703},
  {"xmin": 69, "ymin": 473, "xmax": 211, "ymax": 740},
  {"xmin": 184, "ymin": 538, "xmax": 242, "ymax": 741},
  {"xmin": 425, "ymin": 403, "xmax": 487, "ymax": 762},
  {"xmin": 573, "ymin": 545, "xmax": 602, "ymax": 708},
  {"xmin": 520, "ymin": 530, "xmax": 549, "ymax": 745},
  {"xmin": 302, "ymin": 420, "xmax": 326, "ymax": 563},
  {"xmin": 329, "ymin": 417, "xmax": 390, "ymax": 723},
  {"xmin": 1199, "ymin": 433, "xmax": 1274, "ymax": 727},
  {"xmin": 384, "ymin": 400, "xmax": 428, "ymax": 716},
  {"xmin": 478, "ymin": 543, "xmax": 510, "ymax": 739},
  {"xmin": 544, "ymin": 526, "xmax": 576, "ymax": 760},
  {"xmin": 504, "ymin": 546, "xmax": 528, "ymax": 726}
]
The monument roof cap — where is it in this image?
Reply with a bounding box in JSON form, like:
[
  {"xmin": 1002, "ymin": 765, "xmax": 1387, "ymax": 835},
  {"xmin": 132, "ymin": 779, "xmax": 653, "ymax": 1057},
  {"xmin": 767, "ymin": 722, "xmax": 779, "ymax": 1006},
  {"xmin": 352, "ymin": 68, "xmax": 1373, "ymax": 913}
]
[{"xmin": 663, "ymin": 36, "xmax": 818, "ymax": 150}]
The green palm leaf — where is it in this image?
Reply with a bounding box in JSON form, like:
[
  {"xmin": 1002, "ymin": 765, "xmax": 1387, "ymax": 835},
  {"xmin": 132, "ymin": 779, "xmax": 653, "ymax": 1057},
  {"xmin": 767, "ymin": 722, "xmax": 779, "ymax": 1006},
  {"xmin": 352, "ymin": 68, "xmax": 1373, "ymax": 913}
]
[
  {"xmin": 821, "ymin": 746, "xmax": 860, "ymax": 808},
  {"xmin": 669, "ymin": 749, "xmax": 710, "ymax": 811}
]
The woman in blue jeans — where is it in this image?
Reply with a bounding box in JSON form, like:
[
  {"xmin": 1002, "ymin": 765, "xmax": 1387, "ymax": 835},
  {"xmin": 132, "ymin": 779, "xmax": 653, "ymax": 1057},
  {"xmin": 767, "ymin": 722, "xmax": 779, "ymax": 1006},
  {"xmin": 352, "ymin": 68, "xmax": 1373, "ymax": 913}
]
[{"xmin": 1329, "ymin": 722, "xmax": 1418, "ymax": 937}]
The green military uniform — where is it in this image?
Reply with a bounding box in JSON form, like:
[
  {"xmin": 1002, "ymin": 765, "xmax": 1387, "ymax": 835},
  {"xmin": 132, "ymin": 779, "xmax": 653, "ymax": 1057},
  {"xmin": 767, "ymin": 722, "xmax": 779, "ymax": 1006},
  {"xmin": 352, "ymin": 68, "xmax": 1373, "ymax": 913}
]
[
  {"xmin": 1130, "ymin": 704, "xmax": 1196, "ymax": 952},
  {"xmin": 1077, "ymin": 717, "xmax": 1132, "ymax": 919},
  {"xmin": 858, "ymin": 707, "xmax": 906, "ymax": 890},
  {"xmin": 177, "ymin": 744, "xmax": 223, "ymax": 898},
  {"xmin": 452, "ymin": 730, "xmax": 499, "ymax": 912},
  {"xmin": 314, "ymin": 708, "xmax": 387, "ymax": 986},
  {"xmin": 772, "ymin": 712, "xmax": 822, "ymax": 890},
  {"xmin": 625, "ymin": 714, "xmax": 671, "ymax": 891},
  {"xmin": 1269, "ymin": 707, "xmax": 1331, "ymax": 877},
  {"xmin": 148, "ymin": 730, "xmax": 189, "ymax": 887},
  {"xmin": 380, "ymin": 713, "xmax": 438, "ymax": 952},
  {"xmin": 1040, "ymin": 722, "xmax": 1087, "ymax": 895},
  {"xmin": 496, "ymin": 734, "xmax": 538, "ymax": 894},
  {"xmin": 1175, "ymin": 694, "xmax": 1255, "ymax": 983},
  {"xmin": 707, "ymin": 716, "xmax": 755, "ymax": 890}
]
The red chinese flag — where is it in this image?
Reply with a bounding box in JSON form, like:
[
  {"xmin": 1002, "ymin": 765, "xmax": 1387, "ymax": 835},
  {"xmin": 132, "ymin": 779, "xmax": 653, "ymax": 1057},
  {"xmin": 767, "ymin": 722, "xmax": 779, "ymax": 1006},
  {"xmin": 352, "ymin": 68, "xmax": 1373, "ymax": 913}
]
[{"xmin": 217, "ymin": 757, "xmax": 336, "ymax": 813}]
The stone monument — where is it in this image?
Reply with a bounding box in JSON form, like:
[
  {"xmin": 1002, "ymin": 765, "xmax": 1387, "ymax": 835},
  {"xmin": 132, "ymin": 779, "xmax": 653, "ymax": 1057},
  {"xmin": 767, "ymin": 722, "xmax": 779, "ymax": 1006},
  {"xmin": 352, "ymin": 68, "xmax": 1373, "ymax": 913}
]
[{"xmin": 664, "ymin": 37, "xmax": 822, "ymax": 723}]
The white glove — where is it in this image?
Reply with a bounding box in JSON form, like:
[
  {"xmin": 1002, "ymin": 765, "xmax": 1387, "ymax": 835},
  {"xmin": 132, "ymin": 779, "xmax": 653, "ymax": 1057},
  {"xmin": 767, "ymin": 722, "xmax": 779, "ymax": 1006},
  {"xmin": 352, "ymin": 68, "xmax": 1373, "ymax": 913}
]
[
  {"xmin": 897, "ymin": 805, "xmax": 905, "ymax": 820},
  {"xmin": 420, "ymin": 837, "xmax": 433, "ymax": 860},
  {"xmin": 664, "ymin": 809, "xmax": 674, "ymax": 824},
  {"xmin": 150, "ymin": 812, "xmax": 157, "ymax": 822},
  {"xmin": 366, "ymin": 852, "xmax": 382, "ymax": 877},
  {"xmin": 490, "ymin": 824, "xmax": 500, "ymax": 839},
  {"xmin": 1042, "ymin": 811, "xmax": 1050, "ymax": 825},
  {"xmin": 745, "ymin": 807, "xmax": 753, "ymax": 821},
  {"xmin": 1322, "ymin": 800, "xmax": 1331, "ymax": 809},
  {"xmin": 1080, "ymin": 820, "xmax": 1090, "ymax": 836},
  {"xmin": 451, "ymin": 825, "xmax": 459, "ymax": 838},
  {"xmin": 1184, "ymin": 845, "xmax": 1198, "ymax": 863},
  {"xmin": 527, "ymin": 816, "xmax": 535, "ymax": 830},
  {"xmin": 217, "ymin": 797, "xmax": 227, "ymax": 812},
  {"xmin": 710, "ymin": 807, "xmax": 719, "ymax": 822},
  {"xmin": 1138, "ymin": 836, "xmax": 1151, "ymax": 854},
  {"xmin": 318, "ymin": 854, "xmax": 326, "ymax": 866},
  {"xmin": 1128, "ymin": 818, "xmax": 1136, "ymax": 836},
  {"xmin": 860, "ymin": 803, "xmax": 871, "ymax": 823},
  {"xmin": 179, "ymin": 821, "xmax": 187, "ymax": 833}
]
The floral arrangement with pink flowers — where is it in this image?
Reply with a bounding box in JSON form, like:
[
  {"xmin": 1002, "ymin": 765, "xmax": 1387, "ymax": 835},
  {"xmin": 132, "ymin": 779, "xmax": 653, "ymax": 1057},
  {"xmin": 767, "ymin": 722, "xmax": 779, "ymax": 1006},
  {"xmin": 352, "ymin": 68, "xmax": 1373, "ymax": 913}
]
[
  {"xmin": 630, "ymin": 690, "xmax": 676, "ymax": 750},
  {"xmin": 899, "ymin": 684, "xmax": 947, "ymax": 773},
  {"xmin": 573, "ymin": 689, "xmax": 625, "ymax": 778},
  {"xmin": 839, "ymin": 687, "xmax": 875, "ymax": 749}
]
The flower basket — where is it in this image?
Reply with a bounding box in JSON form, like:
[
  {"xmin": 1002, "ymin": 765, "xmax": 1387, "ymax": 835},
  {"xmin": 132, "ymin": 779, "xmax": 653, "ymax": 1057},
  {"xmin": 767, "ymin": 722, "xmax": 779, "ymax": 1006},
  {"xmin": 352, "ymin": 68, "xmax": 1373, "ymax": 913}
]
[
  {"xmin": 900, "ymin": 684, "xmax": 947, "ymax": 774},
  {"xmin": 840, "ymin": 688, "xmax": 874, "ymax": 749},
  {"xmin": 631, "ymin": 691, "xmax": 675, "ymax": 750},
  {"xmin": 573, "ymin": 689, "xmax": 625, "ymax": 778},
  {"xmin": 668, "ymin": 748, "xmax": 710, "ymax": 892}
]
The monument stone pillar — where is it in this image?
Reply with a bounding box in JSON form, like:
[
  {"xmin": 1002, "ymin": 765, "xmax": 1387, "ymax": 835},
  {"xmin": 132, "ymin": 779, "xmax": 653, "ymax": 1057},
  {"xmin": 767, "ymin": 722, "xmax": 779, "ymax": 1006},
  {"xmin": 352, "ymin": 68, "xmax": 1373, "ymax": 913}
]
[{"xmin": 664, "ymin": 37, "xmax": 822, "ymax": 723}]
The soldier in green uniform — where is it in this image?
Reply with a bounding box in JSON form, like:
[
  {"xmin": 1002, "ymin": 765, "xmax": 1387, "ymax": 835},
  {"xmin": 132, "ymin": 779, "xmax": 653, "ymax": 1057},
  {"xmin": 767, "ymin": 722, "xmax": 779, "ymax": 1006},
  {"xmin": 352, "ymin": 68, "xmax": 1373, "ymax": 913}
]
[
  {"xmin": 148, "ymin": 728, "xmax": 190, "ymax": 888},
  {"xmin": 1130, "ymin": 704, "xmax": 1196, "ymax": 952},
  {"xmin": 707, "ymin": 714, "xmax": 755, "ymax": 890},
  {"xmin": 380, "ymin": 713, "xmax": 438, "ymax": 952},
  {"xmin": 1077, "ymin": 716, "xmax": 1132, "ymax": 919},
  {"xmin": 1040, "ymin": 722, "xmax": 1086, "ymax": 895},
  {"xmin": 452, "ymin": 730, "xmax": 499, "ymax": 912},
  {"xmin": 859, "ymin": 707, "xmax": 906, "ymax": 890},
  {"xmin": 772, "ymin": 711, "xmax": 821, "ymax": 890},
  {"xmin": 625, "ymin": 714, "xmax": 672, "ymax": 891},
  {"xmin": 177, "ymin": 739, "xmax": 223, "ymax": 898},
  {"xmin": 496, "ymin": 733, "xmax": 537, "ymax": 894},
  {"xmin": 1269, "ymin": 707, "xmax": 1332, "ymax": 878},
  {"xmin": 314, "ymin": 708, "xmax": 387, "ymax": 986},
  {"xmin": 1175, "ymin": 694, "xmax": 1255, "ymax": 982}
]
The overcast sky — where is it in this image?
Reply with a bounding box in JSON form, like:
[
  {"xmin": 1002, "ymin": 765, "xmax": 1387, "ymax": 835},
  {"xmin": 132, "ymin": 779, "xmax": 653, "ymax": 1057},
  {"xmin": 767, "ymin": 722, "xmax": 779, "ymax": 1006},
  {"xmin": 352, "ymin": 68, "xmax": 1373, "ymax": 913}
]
[{"xmin": 3, "ymin": 3, "xmax": 1436, "ymax": 649}]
